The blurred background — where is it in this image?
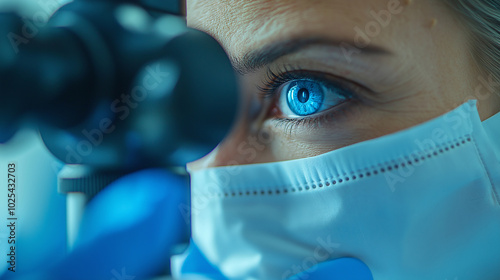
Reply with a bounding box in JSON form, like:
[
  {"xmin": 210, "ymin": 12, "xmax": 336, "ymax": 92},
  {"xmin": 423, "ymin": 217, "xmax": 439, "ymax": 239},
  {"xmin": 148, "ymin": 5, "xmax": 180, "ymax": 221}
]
[
  {"xmin": 0, "ymin": 0, "xmax": 68, "ymax": 275},
  {"xmin": 0, "ymin": 116, "xmax": 67, "ymax": 273}
]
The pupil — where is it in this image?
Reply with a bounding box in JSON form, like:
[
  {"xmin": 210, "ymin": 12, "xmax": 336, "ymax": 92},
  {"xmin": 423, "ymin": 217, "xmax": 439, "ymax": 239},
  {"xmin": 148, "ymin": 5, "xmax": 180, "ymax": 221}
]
[{"xmin": 297, "ymin": 88, "xmax": 309, "ymax": 103}]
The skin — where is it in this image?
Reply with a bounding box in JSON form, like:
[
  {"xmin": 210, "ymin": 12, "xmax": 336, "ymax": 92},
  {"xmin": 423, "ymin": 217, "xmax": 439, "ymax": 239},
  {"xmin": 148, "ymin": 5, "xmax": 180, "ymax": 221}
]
[{"xmin": 186, "ymin": 0, "xmax": 500, "ymax": 170}]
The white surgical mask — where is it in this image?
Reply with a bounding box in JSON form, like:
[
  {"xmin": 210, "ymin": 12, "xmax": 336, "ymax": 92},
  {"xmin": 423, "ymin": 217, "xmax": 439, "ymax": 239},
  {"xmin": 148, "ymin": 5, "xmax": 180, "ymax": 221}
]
[{"xmin": 178, "ymin": 101, "xmax": 500, "ymax": 280}]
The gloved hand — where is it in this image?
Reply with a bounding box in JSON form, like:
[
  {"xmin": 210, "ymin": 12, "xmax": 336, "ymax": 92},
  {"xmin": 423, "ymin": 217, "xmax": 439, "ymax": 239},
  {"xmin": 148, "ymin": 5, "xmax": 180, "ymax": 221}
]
[
  {"xmin": 38, "ymin": 169, "xmax": 189, "ymax": 280},
  {"xmin": 287, "ymin": 258, "xmax": 373, "ymax": 280},
  {"xmin": 173, "ymin": 241, "xmax": 373, "ymax": 280},
  {"xmin": 51, "ymin": 169, "xmax": 189, "ymax": 280},
  {"xmin": 171, "ymin": 240, "xmax": 228, "ymax": 280}
]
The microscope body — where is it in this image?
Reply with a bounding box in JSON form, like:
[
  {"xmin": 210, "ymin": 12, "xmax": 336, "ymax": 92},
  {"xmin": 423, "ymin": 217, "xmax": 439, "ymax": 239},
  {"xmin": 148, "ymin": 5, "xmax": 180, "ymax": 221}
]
[
  {"xmin": 0, "ymin": 0, "xmax": 238, "ymax": 260},
  {"xmin": 1, "ymin": 0, "xmax": 238, "ymax": 170}
]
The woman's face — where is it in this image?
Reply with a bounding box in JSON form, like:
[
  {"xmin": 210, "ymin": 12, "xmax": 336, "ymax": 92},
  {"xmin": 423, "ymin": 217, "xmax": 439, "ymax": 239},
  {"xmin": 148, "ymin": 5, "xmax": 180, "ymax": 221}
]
[{"xmin": 186, "ymin": 0, "xmax": 500, "ymax": 169}]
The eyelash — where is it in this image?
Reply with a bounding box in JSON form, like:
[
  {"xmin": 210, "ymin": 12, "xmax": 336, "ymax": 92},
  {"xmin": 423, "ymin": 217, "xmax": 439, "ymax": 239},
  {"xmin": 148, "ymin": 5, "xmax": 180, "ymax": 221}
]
[{"xmin": 257, "ymin": 65, "xmax": 362, "ymax": 132}]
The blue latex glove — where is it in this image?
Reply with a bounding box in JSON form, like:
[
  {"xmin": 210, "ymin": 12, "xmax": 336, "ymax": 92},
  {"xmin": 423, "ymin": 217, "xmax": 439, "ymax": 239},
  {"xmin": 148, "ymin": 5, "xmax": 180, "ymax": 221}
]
[
  {"xmin": 287, "ymin": 258, "xmax": 373, "ymax": 280},
  {"xmin": 24, "ymin": 168, "xmax": 190, "ymax": 280},
  {"xmin": 173, "ymin": 240, "xmax": 228, "ymax": 280},
  {"xmin": 175, "ymin": 241, "xmax": 372, "ymax": 280},
  {"xmin": 60, "ymin": 168, "xmax": 189, "ymax": 279}
]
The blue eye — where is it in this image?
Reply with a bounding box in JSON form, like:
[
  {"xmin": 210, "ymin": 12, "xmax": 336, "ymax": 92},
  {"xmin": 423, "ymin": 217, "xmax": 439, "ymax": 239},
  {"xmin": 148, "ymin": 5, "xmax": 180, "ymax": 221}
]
[{"xmin": 278, "ymin": 79, "xmax": 351, "ymax": 118}]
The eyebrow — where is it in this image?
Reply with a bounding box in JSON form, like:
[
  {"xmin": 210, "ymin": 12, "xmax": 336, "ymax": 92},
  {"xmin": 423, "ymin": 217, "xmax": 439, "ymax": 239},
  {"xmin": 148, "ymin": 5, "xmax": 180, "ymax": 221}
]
[{"xmin": 232, "ymin": 37, "xmax": 392, "ymax": 75}]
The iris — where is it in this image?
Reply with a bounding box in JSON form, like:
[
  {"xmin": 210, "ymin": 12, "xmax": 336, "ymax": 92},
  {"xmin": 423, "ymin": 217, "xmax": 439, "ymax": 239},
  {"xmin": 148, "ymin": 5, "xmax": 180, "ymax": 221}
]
[{"xmin": 286, "ymin": 80, "xmax": 325, "ymax": 116}]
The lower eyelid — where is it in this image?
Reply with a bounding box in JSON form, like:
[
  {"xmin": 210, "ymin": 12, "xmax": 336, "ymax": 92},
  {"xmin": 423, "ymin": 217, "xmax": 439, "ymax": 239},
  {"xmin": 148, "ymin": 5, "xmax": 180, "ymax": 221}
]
[{"xmin": 270, "ymin": 99, "xmax": 358, "ymax": 132}]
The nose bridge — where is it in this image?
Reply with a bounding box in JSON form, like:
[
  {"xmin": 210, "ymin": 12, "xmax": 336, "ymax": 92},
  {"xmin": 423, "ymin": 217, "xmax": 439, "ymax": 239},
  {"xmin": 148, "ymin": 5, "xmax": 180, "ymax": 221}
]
[
  {"xmin": 187, "ymin": 121, "xmax": 253, "ymax": 171},
  {"xmin": 187, "ymin": 116, "xmax": 276, "ymax": 171},
  {"xmin": 215, "ymin": 125, "xmax": 257, "ymax": 166},
  {"xmin": 188, "ymin": 78, "xmax": 276, "ymax": 171}
]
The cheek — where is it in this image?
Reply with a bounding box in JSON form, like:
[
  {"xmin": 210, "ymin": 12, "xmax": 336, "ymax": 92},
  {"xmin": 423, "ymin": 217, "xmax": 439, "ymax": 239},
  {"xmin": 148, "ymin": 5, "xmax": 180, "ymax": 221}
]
[
  {"xmin": 261, "ymin": 99, "xmax": 450, "ymax": 161},
  {"xmin": 259, "ymin": 105, "xmax": 372, "ymax": 160}
]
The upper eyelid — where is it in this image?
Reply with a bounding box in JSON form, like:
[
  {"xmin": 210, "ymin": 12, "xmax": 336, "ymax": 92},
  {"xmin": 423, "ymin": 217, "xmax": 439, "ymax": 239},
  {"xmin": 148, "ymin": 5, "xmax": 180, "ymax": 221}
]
[
  {"xmin": 257, "ymin": 66, "xmax": 322, "ymax": 98},
  {"xmin": 257, "ymin": 65, "xmax": 300, "ymax": 97},
  {"xmin": 257, "ymin": 66, "xmax": 365, "ymax": 100}
]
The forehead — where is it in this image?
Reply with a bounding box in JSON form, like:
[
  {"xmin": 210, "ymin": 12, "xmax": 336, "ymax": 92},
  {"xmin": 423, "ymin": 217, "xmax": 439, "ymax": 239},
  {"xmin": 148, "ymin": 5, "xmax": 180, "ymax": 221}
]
[{"xmin": 186, "ymin": 0, "xmax": 413, "ymax": 58}]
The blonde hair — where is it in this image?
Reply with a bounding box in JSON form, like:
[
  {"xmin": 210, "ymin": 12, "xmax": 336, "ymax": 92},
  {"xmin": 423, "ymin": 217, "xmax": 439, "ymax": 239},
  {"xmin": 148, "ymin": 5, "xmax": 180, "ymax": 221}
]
[{"xmin": 443, "ymin": 0, "xmax": 500, "ymax": 96}]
